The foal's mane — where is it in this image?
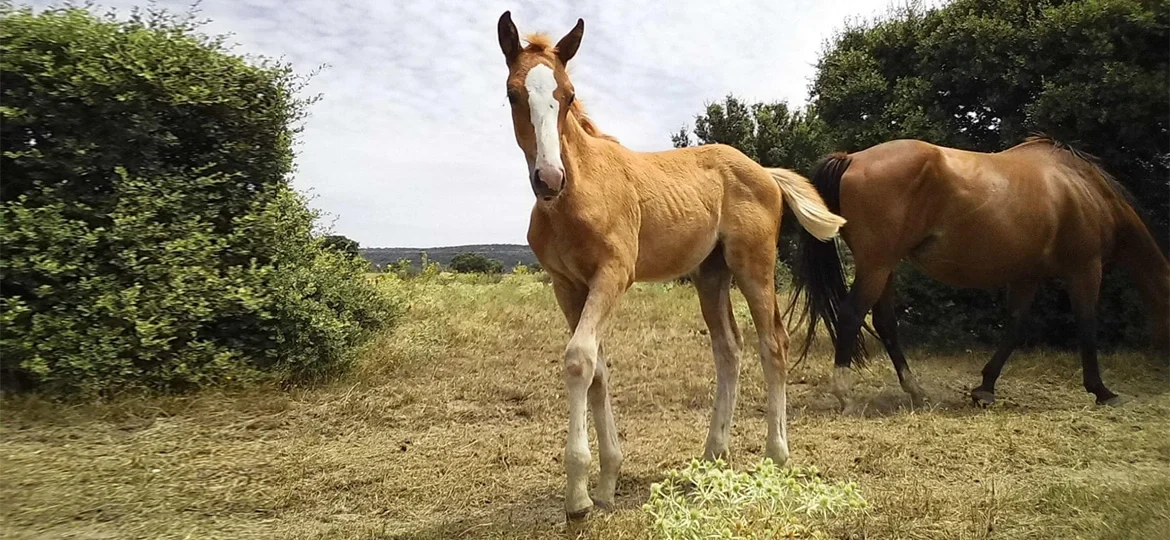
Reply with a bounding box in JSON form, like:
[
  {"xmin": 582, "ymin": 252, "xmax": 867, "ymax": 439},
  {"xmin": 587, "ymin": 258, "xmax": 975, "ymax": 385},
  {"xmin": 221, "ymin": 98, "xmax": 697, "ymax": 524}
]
[
  {"xmin": 1018, "ymin": 134, "xmax": 1167, "ymax": 257},
  {"xmin": 523, "ymin": 33, "xmax": 620, "ymax": 144}
]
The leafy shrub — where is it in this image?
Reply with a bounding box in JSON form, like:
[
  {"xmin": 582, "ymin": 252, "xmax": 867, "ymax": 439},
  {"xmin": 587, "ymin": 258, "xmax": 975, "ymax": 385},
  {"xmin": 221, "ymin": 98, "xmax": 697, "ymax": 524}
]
[
  {"xmin": 894, "ymin": 264, "xmax": 1148, "ymax": 349},
  {"xmin": 643, "ymin": 459, "xmax": 868, "ymax": 539},
  {"xmin": 448, "ymin": 252, "xmax": 504, "ymax": 274},
  {"xmin": 417, "ymin": 252, "xmax": 442, "ymax": 280},
  {"xmin": 385, "ymin": 258, "xmax": 418, "ymax": 278},
  {"xmin": 0, "ymin": 5, "xmax": 400, "ymax": 394},
  {"xmin": 321, "ymin": 234, "xmax": 360, "ymax": 258}
]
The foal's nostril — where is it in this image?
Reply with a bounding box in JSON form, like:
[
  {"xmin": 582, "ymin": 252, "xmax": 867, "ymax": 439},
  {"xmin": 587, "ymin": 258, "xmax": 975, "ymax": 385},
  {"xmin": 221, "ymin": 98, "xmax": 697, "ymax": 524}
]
[
  {"xmin": 531, "ymin": 168, "xmax": 564, "ymax": 200},
  {"xmin": 535, "ymin": 167, "xmax": 564, "ymax": 192}
]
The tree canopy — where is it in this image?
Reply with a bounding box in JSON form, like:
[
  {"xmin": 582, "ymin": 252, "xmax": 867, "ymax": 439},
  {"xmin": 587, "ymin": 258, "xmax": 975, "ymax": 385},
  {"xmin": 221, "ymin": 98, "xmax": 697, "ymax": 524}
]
[
  {"xmin": 672, "ymin": 0, "xmax": 1167, "ymax": 347},
  {"xmin": 448, "ymin": 252, "xmax": 505, "ymax": 274}
]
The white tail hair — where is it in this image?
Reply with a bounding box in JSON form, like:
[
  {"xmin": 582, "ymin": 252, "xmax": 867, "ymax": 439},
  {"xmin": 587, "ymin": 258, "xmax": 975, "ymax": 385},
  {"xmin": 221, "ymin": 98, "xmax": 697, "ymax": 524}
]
[{"xmin": 767, "ymin": 168, "xmax": 846, "ymax": 241}]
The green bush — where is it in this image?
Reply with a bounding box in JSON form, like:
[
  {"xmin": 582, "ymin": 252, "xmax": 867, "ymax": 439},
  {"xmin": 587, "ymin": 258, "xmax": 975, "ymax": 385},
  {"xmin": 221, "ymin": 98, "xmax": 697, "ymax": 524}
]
[
  {"xmin": 894, "ymin": 264, "xmax": 1147, "ymax": 349},
  {"xmin": 0, "ymin": 5, "xmax": 400, "ymax": 394},
  {"xmin": 447, "ymin": 252, "xmax": 504, "ymax": 274},
  {"xmin": 321, "ymin": 234, "xmax": 360, "ymax": 258}
]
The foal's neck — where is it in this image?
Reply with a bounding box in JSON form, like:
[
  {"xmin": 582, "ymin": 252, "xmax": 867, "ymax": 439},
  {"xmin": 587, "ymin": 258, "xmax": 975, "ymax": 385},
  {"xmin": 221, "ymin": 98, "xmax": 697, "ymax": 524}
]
[{"xmin": 559, "ymin": 115, "xmax": 605, "ymax": 185}]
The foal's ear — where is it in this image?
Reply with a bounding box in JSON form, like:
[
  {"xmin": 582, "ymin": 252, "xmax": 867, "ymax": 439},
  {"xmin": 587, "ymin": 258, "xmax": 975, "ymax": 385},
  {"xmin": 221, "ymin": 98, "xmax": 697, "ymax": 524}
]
[
  {"xmin": 556, "ymin": 18, "xmax": 584, "ymax": 65},
  {"xmin": 497, "ymin": 11, "xmax": 520, "ymax": 63}
]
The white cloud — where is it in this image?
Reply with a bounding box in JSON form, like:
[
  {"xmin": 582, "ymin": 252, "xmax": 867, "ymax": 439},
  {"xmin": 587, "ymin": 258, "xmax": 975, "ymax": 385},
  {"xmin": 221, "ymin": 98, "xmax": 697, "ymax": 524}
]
[{"xmin": 27, "ymin": 0, "xmax": 911, "ymax": 247}]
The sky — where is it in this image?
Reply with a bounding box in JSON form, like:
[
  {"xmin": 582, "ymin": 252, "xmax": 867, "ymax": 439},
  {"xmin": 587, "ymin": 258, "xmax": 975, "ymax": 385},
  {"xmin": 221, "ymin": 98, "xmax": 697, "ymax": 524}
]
[{"xmin": 30, "ymin": 0, "xmax": 914, "ymax": 248}]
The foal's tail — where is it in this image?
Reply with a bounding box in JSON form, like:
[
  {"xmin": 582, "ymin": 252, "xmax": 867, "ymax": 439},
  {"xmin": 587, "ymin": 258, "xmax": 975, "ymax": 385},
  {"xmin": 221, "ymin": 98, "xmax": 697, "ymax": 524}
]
[
  {"xmin": 767, "ymin": 168, "xmax": 845, "ymax": 241},
  {"xmin": 778, "ymin": 154, "xmax": 869, "ymax": 366}
]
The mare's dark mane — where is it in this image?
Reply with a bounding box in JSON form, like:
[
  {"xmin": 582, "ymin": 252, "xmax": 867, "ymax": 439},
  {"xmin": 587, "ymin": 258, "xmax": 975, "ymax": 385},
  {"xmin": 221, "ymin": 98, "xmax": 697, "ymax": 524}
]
[{"xmin": 1019, "ymin": 134, "xmax": 1166, "ymax": 258}]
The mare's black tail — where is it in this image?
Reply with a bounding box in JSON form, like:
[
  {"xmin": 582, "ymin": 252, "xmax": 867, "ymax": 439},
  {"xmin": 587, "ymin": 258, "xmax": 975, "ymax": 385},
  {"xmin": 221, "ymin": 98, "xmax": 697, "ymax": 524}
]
[{"xmin": 784, "ymin": 153, "xmax": 870, "ymax": 366}]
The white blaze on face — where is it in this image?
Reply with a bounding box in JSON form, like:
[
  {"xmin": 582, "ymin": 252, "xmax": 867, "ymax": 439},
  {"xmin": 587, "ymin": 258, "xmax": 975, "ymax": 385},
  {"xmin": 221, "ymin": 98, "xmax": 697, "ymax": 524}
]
[{"xmin": 524, "ymin": 63, "xmax": 564, "ymax": 189}]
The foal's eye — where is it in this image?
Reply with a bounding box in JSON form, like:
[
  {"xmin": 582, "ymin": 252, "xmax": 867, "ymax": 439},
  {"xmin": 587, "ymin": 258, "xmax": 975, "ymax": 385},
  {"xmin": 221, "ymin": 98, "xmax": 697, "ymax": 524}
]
[
  {"xmin": 506, "ymin": 91, "xmax": 519, "ymax": 105},
  {"xmin": 566, "ymin": 92, "xmax": 575, "ymax": 106}
]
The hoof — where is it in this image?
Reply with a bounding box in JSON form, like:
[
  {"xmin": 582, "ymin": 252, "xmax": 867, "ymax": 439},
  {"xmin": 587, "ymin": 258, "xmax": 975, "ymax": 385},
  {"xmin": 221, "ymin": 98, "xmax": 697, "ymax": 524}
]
[
  {"xmin": 591, "ymin": 497, "xmax": 615, "ymax": 513},
  {"xmin": 1096, "ymin": 394, "xmax": 1124, "ymax": 407},
  {"xmin": 970, "ymin": 388, "xmax": 996, "ymax": 408},
  {"xmin": 765, "ymin": 449, "xmax": 790, "ymax": 467},
  {"xmin": 909, "ymin": 394, "xmax": 929, "ymax": 409},
  {"xmin": 566, "ymin": 506, "xmax": 591, "ymax": 522},
  {"xmin": 702, "ymin": 447, "xmax": 730, "ymax": 463}
]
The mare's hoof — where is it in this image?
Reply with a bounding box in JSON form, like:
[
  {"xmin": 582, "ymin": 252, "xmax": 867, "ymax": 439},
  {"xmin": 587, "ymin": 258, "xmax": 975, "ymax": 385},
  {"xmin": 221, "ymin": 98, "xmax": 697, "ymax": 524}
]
[
  {"xmin": 839, "ymin": 401, "xmax": 863, "ymax": 417},
  {"xmin": 1096, "ymin": 394, "xmax": 1124, "ymax": 407},
  {"xmin": 591, "ymin": 497, "xmax": 615, "ymax": 513},
  {"xmin": 970, "ymin": 388, "xmax": 996, "ymax": 408}
]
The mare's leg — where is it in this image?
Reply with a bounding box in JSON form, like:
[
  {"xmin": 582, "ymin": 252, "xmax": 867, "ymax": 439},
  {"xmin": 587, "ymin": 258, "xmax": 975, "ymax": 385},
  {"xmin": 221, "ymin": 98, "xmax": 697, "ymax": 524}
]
[
  {"xmin": 552, "ymin": 271, "xmax": 628, "ymax": 520},
  {"xmin": 832, "ymin": 266, "xmax": 893, "ymax": 415},
  {"xmin": 870, "ymin": 280, "xmax": 927, "ymax": 406},
  {"xmin": 970, "ymin": 280, "xmax": 1039, "ymax": 407},
  {"xmin": 1066, "ymin": 265, "xmax": 1120, "ymax": 405},
  {"xmin": 726, "ymin": 239, "xmax": 790, "ymax": 465},
  {"xmin": 694, "ymin": 249, "xmax": 741, "ymax": 461}
]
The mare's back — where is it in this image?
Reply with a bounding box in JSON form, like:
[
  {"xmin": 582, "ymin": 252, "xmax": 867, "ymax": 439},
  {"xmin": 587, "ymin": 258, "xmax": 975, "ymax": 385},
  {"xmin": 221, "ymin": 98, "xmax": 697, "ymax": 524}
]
[{"xmin": 996, "ymin": 143, "xmax": 1119, "ymax": 260}]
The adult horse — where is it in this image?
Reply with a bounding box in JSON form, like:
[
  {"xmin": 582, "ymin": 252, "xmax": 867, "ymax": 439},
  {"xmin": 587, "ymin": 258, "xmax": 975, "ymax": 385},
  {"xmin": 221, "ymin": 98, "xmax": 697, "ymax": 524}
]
[
  {"xmin": 496, "ymin": 12, "xmax": 845, "ymax": 520},
  {"xmin": 787, "ymin": 137, "xmax": 1169, "ymax": 413}
]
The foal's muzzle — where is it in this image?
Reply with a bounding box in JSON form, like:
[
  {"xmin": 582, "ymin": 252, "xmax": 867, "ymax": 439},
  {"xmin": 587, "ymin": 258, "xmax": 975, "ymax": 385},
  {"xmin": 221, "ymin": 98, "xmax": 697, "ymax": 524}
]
[{"xmin": 532, "ymin": 168, "xmax": 564, "ymax": 201}]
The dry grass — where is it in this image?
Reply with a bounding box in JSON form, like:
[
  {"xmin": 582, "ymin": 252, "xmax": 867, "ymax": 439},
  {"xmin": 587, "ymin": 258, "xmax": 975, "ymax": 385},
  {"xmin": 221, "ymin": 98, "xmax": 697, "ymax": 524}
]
[{"xmin": 2, "ymin": 274, "xmax": 1168, "ymax": 539}]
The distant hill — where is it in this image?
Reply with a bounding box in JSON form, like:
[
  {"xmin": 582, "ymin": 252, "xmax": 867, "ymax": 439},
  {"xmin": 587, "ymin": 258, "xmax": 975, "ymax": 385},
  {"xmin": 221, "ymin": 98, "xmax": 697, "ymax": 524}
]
[{"xmin": 360, "ymin": 244, "xmax": 537, "ymax": 271}]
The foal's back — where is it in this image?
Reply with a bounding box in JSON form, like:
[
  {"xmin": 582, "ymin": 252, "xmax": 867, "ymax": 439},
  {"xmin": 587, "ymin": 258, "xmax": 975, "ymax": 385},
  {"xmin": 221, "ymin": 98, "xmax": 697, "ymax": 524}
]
[{"xmin": 610, "ymin": 143, "xmax": 785, "ymax": 281}]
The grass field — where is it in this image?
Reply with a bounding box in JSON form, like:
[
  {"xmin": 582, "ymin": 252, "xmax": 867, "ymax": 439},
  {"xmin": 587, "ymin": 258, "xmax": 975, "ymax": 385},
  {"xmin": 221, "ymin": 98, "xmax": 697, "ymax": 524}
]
[{"xmin": 3, "ymin": 274, "xmax": 1168, "ymax": 539}]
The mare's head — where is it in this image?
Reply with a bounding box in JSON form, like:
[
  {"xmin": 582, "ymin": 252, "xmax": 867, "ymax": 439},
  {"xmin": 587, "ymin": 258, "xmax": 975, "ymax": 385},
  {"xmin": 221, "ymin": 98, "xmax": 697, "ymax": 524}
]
[{"xmin": 497, "ymin": 12, "xmax": 583, "ymax": 201}]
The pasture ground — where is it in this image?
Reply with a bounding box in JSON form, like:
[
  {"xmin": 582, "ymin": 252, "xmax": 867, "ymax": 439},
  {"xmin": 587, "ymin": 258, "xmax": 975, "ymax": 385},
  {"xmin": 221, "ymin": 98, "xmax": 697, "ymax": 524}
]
[{"xmin": 2, "ymin": 274, "xmax": 1168, "ymax": 539}]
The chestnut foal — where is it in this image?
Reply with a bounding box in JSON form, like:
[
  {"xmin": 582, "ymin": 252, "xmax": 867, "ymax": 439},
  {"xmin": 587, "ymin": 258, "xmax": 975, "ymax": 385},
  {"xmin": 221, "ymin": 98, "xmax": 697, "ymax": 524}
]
[{"xmin": 496, "ymin": 12, "xmax": 845, "ymax": 520}]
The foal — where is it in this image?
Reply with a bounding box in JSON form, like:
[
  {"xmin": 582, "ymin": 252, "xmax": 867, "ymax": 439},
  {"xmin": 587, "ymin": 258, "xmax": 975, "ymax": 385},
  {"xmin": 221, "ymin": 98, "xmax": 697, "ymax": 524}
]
[{"xmin": 496, "ymin": 13, "xmax": 845, "ymax": 520}]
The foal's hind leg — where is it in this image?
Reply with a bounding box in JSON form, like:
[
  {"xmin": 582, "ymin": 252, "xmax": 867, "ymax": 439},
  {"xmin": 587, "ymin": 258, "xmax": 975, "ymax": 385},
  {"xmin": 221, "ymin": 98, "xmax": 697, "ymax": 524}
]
[
  {"xmin": 694, "ymin": 250, "xmax": 741, "ymax": 461},
  {"xmin": 970, "ymin": 280, "xmax": 1038, "ymax": 407},
  {"xmin": 1067, "ymin": 264, "xmax": 1121, "ymax": 405},
  {"xmin": 589, "ymin": 343, "xmax": 622, "ymax": 509},
  {"xmin": 725, "ymin": 240, "xmax": 790, "ymax": 465},
  {"xmin": 871, "ymin": 280, "xmax": 927, "ymax": 407}
]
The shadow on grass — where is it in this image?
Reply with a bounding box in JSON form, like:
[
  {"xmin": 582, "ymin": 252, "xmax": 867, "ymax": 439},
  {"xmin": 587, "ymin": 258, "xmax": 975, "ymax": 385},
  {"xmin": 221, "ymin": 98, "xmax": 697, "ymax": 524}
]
[
  {"xmin": 386, "ymin": 471, "xmax": 663, "ymax": 540},
  {"xmin": 786, "ymin": 346, "xmax": 1170, "ymax": 421}
]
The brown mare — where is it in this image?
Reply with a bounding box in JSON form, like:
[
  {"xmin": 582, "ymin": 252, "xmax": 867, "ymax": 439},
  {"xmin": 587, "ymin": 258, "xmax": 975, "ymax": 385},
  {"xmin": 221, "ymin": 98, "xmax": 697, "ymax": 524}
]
[
  {"xmin": 496, "ymin": 12, "xmax": 845, "ymax": 520},
  {"xmin": 788, "ymin": 137, "xmax": 1169, "ymax": 413}
]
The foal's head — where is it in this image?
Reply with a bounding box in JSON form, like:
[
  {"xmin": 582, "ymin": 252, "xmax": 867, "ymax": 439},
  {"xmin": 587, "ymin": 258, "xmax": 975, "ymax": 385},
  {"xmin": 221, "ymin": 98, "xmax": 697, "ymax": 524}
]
[{"xmin": 497, "ymin": 12, "xmax": 583, "ymax": 201}]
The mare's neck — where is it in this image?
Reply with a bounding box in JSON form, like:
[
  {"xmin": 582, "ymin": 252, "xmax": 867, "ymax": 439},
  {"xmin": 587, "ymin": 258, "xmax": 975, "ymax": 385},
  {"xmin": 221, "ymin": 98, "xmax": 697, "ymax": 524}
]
[{"xmin": 1116, "ymin": 209, "xmax": 1170, "ymax": 349}]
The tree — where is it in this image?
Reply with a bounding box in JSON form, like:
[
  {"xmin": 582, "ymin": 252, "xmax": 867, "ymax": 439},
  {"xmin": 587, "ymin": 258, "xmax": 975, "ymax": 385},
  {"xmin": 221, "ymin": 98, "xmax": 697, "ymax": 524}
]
[
  {"xmin": 674, "ymin": 95, "xmax": 832, "ymax": 174},
  {"xmin": 808, "ymin": 0, "xmax": 1168, "ymax": 347},
  {"xmin": 448, "ymin": 252, "xmax": 504, "ymax": 274},
  {"xmin": 0, "ymin": 5, "xmax": 401, "ymax": 394},
  {"xmin": 322, "ymin": 234, "xmax": 360, "ymax": 258},
  {"xmin": 673, "ymin": 95, "xmax": 833, "ymax": 269}
]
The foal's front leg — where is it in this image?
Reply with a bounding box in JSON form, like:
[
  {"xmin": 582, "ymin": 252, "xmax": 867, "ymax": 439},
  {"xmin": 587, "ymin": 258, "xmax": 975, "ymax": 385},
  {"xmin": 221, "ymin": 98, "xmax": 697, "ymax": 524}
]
[{"xmin": 556, "ymin": 271, "xmax": 628, "ymax": 520}]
